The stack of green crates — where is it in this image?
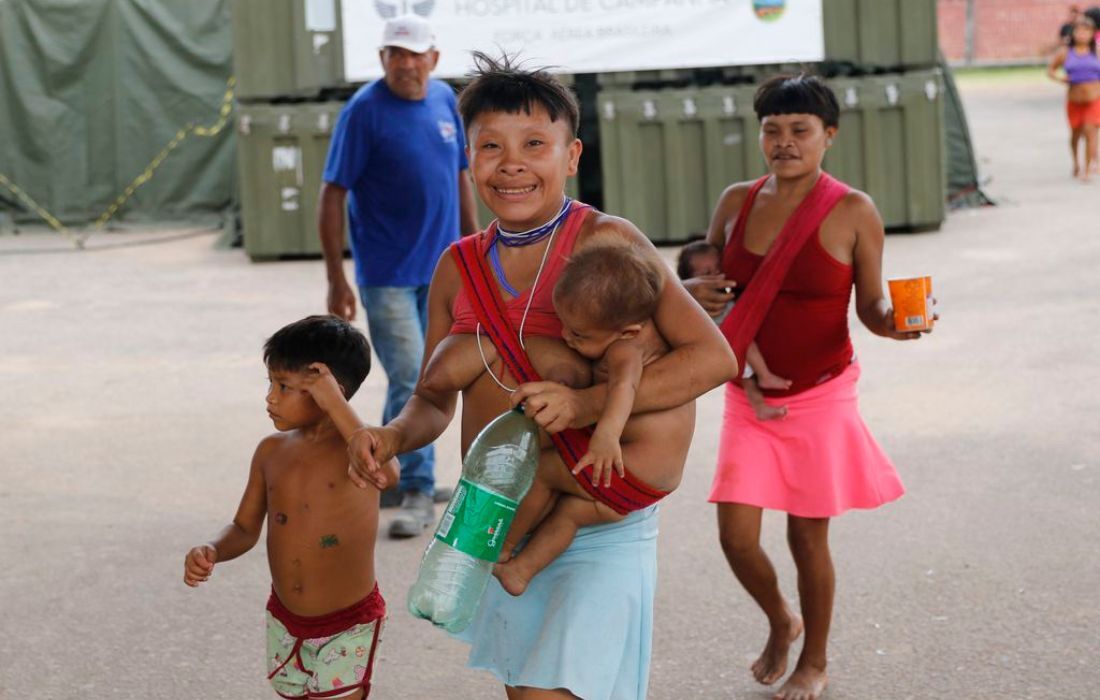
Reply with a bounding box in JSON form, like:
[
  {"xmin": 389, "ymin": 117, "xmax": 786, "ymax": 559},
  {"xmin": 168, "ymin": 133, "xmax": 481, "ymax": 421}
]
[
  {"xmin": 825, "ymin": 72, "xmax": 945, "ymax": 230},
  {"xmin": 599, "ymin": 87, "xmax": 766, "ymax": 243},
  {"xmin": 235, "ymin": 102, "xmax": 346, "ymax": 259},
  {"xmin": 596, "ymin": 0, "xmax": 946, "ymax": 242},
  {"xmin": 233, "ymin": 0, "xmax": 349, "ymax": 260}
]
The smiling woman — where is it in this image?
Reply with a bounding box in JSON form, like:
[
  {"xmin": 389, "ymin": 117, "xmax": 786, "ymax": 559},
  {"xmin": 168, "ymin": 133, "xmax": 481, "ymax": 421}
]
[{"xmin": 346, "ymin": 52, "xmax": 735, "ymax": 700}]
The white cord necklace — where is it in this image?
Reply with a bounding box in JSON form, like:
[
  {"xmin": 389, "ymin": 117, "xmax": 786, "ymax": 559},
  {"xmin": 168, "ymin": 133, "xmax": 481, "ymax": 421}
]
[{"xmin": 476, "ymin": 220, "xmax": 561, "ymax": 394}]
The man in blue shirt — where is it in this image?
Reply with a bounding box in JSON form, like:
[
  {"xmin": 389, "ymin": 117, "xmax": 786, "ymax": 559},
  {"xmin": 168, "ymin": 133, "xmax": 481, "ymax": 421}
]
[{"xmin": 318, "ymin": 14, "xmax": 478, "ymax": 538}]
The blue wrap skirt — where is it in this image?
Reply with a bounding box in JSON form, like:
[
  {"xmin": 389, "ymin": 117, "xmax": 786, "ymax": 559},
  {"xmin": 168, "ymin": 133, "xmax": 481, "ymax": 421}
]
[{"xmin": 454, "ymin": 505, "xmax": 659, "ymax": 700}]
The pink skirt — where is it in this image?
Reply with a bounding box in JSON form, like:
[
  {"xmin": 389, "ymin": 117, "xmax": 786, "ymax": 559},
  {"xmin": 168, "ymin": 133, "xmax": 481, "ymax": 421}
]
[{"xmin": 709, "ymin": 362, "xmax": 904, "ymax": 518}]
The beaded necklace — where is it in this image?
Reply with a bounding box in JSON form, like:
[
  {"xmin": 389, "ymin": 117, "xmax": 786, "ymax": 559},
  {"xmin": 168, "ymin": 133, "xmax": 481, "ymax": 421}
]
[
  {"xmin": 488, "ymin": 197, "xmax": 572, "ymax": 297},
  {"xmin": 476, "ymin": 198, "xmax": 573, "ymax": 393}
]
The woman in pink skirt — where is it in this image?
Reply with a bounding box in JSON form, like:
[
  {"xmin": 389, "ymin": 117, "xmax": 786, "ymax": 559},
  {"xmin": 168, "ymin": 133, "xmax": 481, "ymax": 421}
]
[{"xmin": 685, "ymin": 74, "xmax": 931, "ymax": 700}]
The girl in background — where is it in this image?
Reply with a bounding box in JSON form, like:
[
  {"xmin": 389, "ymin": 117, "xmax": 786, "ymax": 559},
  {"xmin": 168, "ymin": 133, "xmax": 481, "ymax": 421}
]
[{"xmin": 1048, "ymin": 15, "xmax": 1100, "ymax": 180}]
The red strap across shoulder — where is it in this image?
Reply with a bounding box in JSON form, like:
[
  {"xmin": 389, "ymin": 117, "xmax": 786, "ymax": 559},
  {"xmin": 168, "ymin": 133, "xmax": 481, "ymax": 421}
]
[
  {"xmin": 722, "ymin": 176, "xmax": 770, "ymax": 271},
  {"xmin": 449, "ymin": 206, "xmax": 667, "ymax": 515},
  {"xmin": 719, "ymin": 172, "xmax": 850, "ymax": 373}
]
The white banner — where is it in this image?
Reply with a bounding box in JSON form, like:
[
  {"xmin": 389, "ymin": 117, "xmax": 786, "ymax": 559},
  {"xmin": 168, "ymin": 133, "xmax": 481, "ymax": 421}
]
[{"xmin": 342, "ymin": 0, "xmax": 824, "ymax": 81}]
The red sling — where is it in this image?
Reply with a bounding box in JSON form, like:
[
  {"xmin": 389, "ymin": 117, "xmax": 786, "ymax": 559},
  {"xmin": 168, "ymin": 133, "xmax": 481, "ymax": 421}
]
[
  {"xmin": 719, "ymin": 172, "xmax": 851, "ymax": 373},
  {"xmin": 449, "ymin": 211, "xmax": 668, "ymax": 516}
]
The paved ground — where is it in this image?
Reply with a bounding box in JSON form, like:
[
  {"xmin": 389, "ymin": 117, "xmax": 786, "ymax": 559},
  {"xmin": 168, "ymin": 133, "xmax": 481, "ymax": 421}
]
[{"xmin": 1, "ymin": 70, "xmax": 1098, "ymax": 699}]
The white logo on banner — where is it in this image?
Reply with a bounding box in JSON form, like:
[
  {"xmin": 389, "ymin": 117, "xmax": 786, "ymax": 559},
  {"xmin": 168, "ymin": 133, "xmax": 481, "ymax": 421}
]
[{"xmin": 343, "ymin": 0, "xmax": 825, "ymax": 80}]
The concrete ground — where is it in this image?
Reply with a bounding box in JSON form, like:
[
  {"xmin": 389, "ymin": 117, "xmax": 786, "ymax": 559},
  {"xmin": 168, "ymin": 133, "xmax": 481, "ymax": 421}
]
[{"xmin": 1, "ymin": 70, "xmax": 1097, "ymax": 699}]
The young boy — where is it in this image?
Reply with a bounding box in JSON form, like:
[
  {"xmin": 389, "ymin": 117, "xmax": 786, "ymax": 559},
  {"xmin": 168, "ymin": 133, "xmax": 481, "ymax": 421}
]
[
  {"xmin": 183, "ymin": 315, "xmax": 397, "ymax": 699},
  {"xmin": 678, "ymin": 240, "xmax": 790, "ymax": 421}
]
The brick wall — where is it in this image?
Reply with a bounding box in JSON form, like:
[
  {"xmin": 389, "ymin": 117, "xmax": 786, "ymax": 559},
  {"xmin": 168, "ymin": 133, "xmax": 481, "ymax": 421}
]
[{"xmin": 938, "ymin": 0, "xmax": 1084, "ymax": 64}]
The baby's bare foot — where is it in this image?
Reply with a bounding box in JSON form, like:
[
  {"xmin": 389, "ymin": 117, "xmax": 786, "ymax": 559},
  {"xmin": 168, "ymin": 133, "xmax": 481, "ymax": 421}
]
[
  {"xmin": 752, "ymin": 611, "xmax": 803, "ymax": 686},
  {"xmin": 752, "ymin": 402, "xmax": 789, "ymax": 422},
  {"xmin": 497, "ymin": 541, "xmax": 518, "ymax": 564},
  {"xmin": 492, "ymin": 561, "xmax": 531, "ymax": 597},
  {"xmin": 756, "ymin": 373, "xmax": 792, "ymax": 391},
  {"xmin": 774, "ymin": 661, "xmax": 828, "ymax": 700}
]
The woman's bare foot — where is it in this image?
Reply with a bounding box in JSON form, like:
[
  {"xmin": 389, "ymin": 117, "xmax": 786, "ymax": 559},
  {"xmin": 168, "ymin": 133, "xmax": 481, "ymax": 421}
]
[
  {"xmin": 774, "ymin": 661, "xmax": 828, "ymax": 700},
  {"xmin": 492, "ymin": 560, "xmax": 531, "ymax": 597},
  {"xmin": 751, "ymin": 611, "xmax": 804, "ymax": 685}
]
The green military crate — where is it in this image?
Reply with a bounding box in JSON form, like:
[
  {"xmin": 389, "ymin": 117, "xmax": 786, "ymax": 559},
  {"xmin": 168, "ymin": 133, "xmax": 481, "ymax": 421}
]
[
  {"xmin": 598, "ymin": 86, "xmax": 765, "ymax": 244},
  {"xmin": 824, "ymin": 70, "xmax": 946, "ymax": 230},
  {"xmin": 237, "ymin": 101, "xmax": 346, "ymax": 260},
  {"xmin": 232, "ymin": 0, "xmax": 345, "ymax": 100},
  {"xmin": 823, "ymin": 0, "xmax": 938, "ymax": 70}
]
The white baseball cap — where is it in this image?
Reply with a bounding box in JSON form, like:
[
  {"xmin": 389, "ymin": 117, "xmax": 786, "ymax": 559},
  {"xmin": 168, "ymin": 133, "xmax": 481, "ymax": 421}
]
[{"xmin": 381, "ymin": 14, "xmax": 435, "ymax": 53}]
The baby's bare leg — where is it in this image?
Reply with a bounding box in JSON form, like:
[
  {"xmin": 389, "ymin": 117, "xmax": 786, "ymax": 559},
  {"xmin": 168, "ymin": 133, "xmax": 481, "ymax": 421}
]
[
  {"xmin": 745, "ymin": 377, "xmax": 788, "ymax": 422},
  {"xmin": 498, "ymin": 445, "xmax": 573, "ymax": 565},
  {"xmin": 747, "ymin": 342, "xmax": 791, "ymax": 391},
  {"xmin": 495, "ymin": 495, "xmax": 623, "ymax": 597},
  {"xmin": 500, "ymin": 473, "xmax": 557, "ymax": 563},
  {"xmin": 615, "ymin": 407, "xmax": 693, "ymax": 492}
]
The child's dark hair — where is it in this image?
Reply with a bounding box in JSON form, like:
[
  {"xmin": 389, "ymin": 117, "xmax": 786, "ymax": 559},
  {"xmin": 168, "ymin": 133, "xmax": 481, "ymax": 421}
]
[
  {"xmin": 553, "ymin": 242, "xmax": 664, "ymax": 329},
  {"xmin": 676, "ymin": 240, "xmax": 721, "ymax": 281},
  {"xmin": 754, "ymin": 73, "xmax": 840, "ymax": 129},
  {"xmin": 458, "ymin": 51, "xmax": 580, "ymax": 137},
  {"xmin": 264, "ymin": 315, "xmax": 371, "ymax": 398}
]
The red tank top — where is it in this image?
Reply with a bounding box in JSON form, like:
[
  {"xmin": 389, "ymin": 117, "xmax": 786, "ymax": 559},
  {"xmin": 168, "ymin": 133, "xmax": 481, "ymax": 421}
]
[
  {"xmin": 450, "ymin": 202, "xmax": 592, "ymax": 337},
  {"xmin": 724, "ymin": 179, "xmax": 854, "ymax": 396}
]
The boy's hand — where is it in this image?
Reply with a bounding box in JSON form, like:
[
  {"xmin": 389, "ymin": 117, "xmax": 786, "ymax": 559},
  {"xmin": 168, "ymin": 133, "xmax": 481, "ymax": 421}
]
[
  {"xmin": 572, "ymin": 433, "xmax": 625, "ymax": 488},
  {"xmin": 300, "ymin": 362, "xmax": 344, "ymax": 411},
  {"xmin": 347, "ymin": 426, "xmax": 399, "ymax": 489},
  {"xmin": 184, "ymin": 545, "xmax": 218, "ymax": 587},
  {"xmin": 373, "ymin": 457, "xmax": 400, "ymax": 492}
]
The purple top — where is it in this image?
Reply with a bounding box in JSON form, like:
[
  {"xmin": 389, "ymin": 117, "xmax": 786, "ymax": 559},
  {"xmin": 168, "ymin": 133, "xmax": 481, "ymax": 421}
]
[{"xmin": 1065, "ymin": 48, "xmax": 1100, "ymax": 85}]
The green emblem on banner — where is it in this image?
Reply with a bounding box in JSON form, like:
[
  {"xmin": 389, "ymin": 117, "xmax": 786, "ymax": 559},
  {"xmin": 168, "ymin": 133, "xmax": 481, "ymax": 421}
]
[{"xmin": 434, "ymin": 479, "xmax": 519, "ymax": 561}]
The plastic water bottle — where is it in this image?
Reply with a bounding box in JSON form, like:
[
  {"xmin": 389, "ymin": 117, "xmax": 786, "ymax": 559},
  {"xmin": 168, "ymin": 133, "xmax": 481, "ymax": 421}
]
[{"xmin": 407, "ymin": 406, "xmax": 541, "ymax": 632}]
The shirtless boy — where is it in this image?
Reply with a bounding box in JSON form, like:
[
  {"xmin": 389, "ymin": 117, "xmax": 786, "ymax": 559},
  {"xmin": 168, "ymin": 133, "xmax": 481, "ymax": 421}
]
[{"xmin": 183, "ymin": 315, "xmax": 396, "ymax": 699}]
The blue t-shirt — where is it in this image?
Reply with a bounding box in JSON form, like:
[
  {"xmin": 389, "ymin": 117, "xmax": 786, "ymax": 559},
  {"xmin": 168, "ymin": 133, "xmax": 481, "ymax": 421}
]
[{"xmin": 323, "ymin": 79, "xmax": 468, "ymax": 287}]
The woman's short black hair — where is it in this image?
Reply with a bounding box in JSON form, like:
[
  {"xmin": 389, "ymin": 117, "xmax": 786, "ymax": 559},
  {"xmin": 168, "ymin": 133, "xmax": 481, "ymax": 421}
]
[
  {"xmin": 264, "ymin": 315, "xmax": 371, "ymax": 398},
  {"xmin": 753, "ymin": 74, "xmax": 840, "ymax": 129},
  {"xmin": 458, "ymin": 51, "xmax": 580, "ymax": 137}
]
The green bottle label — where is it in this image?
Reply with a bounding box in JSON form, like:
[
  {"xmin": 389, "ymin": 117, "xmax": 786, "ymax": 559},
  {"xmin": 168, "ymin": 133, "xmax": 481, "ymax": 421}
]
[{"xmin": 435, "ymin": 478, "xmax": 518, "ymax": 562}]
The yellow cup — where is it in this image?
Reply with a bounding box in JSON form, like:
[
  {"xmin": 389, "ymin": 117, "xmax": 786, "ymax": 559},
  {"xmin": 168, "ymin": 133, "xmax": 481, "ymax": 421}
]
[{"xmin": 888, "ymin": 276, "xmax": 934, "ymax": 332}]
